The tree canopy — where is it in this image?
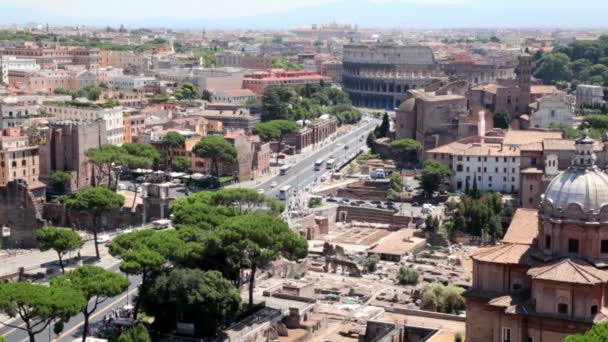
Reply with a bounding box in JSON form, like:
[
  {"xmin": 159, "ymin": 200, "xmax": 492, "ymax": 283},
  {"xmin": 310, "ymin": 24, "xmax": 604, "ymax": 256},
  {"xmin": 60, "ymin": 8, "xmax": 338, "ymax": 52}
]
[
  {"xmin": 566, "ymin": 322, "xmax": 608, "ymax": 342},
  {"xmin": 260, "ymin": 85, "xmax": 360, "ymax": 124},
  {"xmin": 216, "ymin": 213, "xmax": 308, "ymax": 307},
  {"xmin": 36, "ymin": 226, "xmax": 84, "ymax": 274},
  {"xmin": 171, "ymin": 156, "xmax": 192, "ymax": 172},
  {"xmin": 493, "ymin": 108, "xmax": 511, "ymax": 129},
  {"xmin": 254, "ymin": 120, "xmax": 299, "ymax": 163},
  {"xmin": 173, "ymin": 82, "xmax": 199, "ymax": 100},
  {"xmin": 374, "ymin": 112, "xmax": 390, "ymax": 138},
  {"xmin": 52, "ymin": 265, "xmax": 130, "ymax": 342},
  {"xmin": 50, "ymin": 171, "xmax": 71, "ymax": 195},
  {"xmin": 420, "ymin": 160, "xmax": 451, "ymax": 197},
  {"xmin": 141, "ymin": 269, "xmax": 241, "ymax": 337},
  {"xmin": 193, "ymin": 136, "xmax": 237, "ymax": 178},
  {"xmin": 66, "ymin": 187, "xmax": 124, "ymax": 259},
  {"xmin": 0, "ymin": 282, "xmax": 86, "ymax": 342},
  {"xmin": 162, "ymin": 131, "xmax": 186, "ymax": 148},
  {"xmin": 390, "ymin": 139, "xmax": 422, "ymax": 164}
]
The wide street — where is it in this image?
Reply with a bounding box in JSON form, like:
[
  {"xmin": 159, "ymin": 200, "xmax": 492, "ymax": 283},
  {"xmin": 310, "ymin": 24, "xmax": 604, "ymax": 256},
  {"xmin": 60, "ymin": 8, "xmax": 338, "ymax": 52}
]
[
  {"xmin": 256, "ymin": 117, "xmax": 379, "ymax": 201},
  {"xmin": 0, "ymin": 118, "xmax": 379, "ymax": 341}
]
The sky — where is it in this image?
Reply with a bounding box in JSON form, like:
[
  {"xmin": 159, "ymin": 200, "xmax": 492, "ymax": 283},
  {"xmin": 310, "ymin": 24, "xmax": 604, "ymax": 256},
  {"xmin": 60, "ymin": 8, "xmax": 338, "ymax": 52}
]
[{"xmin": 1, "ymin": 0, "xmax": 607, "ymax": 29}]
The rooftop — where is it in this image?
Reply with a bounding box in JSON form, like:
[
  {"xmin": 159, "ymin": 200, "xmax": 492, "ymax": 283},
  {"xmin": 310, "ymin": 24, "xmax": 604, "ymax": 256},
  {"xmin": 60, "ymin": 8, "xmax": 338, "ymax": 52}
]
[
  {"xmin": 469, "ymin": 243, "xmax": 533, "ymax": 265},
  {"xmin": 527, "ymin": 258, "xmax": 608, "ymax": 285},
  {"xmin": 503, "ymin": 130, "xmax": 563, "ymax": 146},
  {"xmin": 502, "ymin": 209, "xmax": 539, "ymax": 245}
]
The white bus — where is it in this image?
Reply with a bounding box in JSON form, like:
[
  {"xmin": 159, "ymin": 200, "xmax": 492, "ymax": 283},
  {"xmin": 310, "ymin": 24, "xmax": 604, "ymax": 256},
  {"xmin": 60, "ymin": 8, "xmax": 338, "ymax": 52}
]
[
  {"xmin": 279, "ymin": 164, "xmax": 292, "ymax": 175},
  {"xmin": 326, "ymin": 158, "xmax": 336, "ymax": 170},
  {"xmin": 314, "ymin": 159, "xmax": 325, "ymax": 171},
  {"xmin": 278, "ymin": 185, "xmax": 292, "ymax": 200}
]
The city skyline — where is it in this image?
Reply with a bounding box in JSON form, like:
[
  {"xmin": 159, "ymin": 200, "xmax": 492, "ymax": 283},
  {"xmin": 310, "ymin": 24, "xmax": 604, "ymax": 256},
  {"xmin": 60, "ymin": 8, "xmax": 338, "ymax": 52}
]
[{"xmin": 2, "ymin": 0, "xmax": 608, "ymax": 29}]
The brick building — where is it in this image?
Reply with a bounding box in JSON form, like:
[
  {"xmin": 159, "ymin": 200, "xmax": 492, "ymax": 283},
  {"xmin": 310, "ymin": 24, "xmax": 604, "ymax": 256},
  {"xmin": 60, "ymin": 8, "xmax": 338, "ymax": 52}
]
[
  {"xmin": 284, "ymin": 117, "xmax": 337, "ymax": 153},
  {"xmin": 39, "ymin": 121, "xmax": 108, "ymax": 191},
  {"xmin": 466, "ymin": 132, "xmax": 608, "ymax": 342}
]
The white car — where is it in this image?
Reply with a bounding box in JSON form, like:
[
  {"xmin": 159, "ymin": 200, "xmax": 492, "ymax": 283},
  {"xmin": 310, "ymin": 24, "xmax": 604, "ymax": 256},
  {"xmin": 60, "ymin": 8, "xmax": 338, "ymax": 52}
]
[
  {"xmin": 270, "ymin": 181, "xmax": 278, "ymax": 188},
  {"xmin": 257, "ymin": 189, "xmax": 264, "ymax": 194},
  {"xmin": 96, "ymin": 235, "xmax": 111, "ymax": 244}
]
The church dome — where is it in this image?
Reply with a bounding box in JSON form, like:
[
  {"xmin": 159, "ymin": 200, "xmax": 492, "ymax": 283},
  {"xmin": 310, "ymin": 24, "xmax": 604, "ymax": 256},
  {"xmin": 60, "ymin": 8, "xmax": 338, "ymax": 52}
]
[{"xmin": 542, "ymin": 130, "xmax": 608, "ymax": 220}]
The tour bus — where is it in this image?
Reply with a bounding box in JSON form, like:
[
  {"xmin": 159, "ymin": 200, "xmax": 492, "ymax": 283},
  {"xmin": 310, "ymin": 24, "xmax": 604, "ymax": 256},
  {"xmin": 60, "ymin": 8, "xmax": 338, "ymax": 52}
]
[
  {"xmin": 326, "ymin": 158, "xmax": 336, "ymax": 170},
  {"xmin": 278, "ymin": 185, "xmax": 292, "ymax": 200},
  {"xmin": 314, "ymin": 159, "xmax": 325, "ymax": 171},
  {"xmin": 279, "ymin": 164, "xmax": 292, "ymax": 175}
]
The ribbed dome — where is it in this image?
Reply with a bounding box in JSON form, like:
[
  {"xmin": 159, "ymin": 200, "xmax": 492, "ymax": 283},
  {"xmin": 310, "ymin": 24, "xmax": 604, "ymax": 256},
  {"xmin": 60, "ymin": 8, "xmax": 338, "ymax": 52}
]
[
  {"xmin": 542, "ymin": 129, "xmax": 608, "ymax": 218},
  {"xmin": 544, "ymin": 167, "xmax": 608, "ymax": 213}
]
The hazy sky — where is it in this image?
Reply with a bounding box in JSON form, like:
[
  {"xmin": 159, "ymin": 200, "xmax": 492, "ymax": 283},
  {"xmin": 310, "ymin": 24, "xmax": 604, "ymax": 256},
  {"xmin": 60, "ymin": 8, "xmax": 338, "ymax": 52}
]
[{"xmin": 2, "ymin": 0, "xmax": 607, "ymax": 28}]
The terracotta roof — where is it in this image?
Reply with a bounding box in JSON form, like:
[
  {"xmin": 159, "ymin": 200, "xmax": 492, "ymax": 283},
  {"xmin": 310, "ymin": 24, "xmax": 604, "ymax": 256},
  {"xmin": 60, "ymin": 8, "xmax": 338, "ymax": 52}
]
[
  {"xmin": 503, "ymin": 130, "xmax": 563, "ymax": 146},
  {"xmin": 224, "ymin": 132, "xmax": 243, "ymax": 139},
  {"xmin": 530, "ymin": 85, "xmax": 561, "ymax": 95},
  {"xmin": 470, "ymin": 83, "xmax": 505, "ymax": 94},
  {"xmin": 543, "ymin": 138, "xmax": 604, "ymax": 151},
  {"xmin": 469, "ymin": 243, "xmax": 532, "ymax": 265},
  {"xmin": 502, "ymin": 209, "xmax": 539, "ymax": 245},
  {"xmin": 527, "ymin": 258, "xmax": 608, "ymax": 285},
  {"xmin": 520, "ymin": 142, "xmax": 543, "ymax": 152},
  {"xmin": 426, "ymin": 142, "xmax": 469, "ymax": 155}
]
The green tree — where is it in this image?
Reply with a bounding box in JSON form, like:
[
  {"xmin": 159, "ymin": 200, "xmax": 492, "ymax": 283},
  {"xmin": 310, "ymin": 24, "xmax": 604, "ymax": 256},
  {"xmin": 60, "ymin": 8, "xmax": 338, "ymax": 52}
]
[
  {"xmin": 109, "ymin": 229, "xmax": 185, "ymax": 319},
  {"xmin": 193, "ymin": 136, "xmax": 238, "ymax": 178},
  {"xmin": 0, "ymin": 282, "xmax": 86, "ymax": 342},
  {"xmin": 534, "ymin": 52, "xmax": 573, "ymax": 84},
  {"xmin": 390, "ymin": 139, "xmax": 422, "ymax": 164},
  {"xmin": 261, "ymin": 86, "xmax": 298, "ymax": 121},
  {"xmin": 85, "ymin": 145, "xmax": 127, "ymax": 187},
  {"xmin": 566, "ymin": 322, "xmax": 608, "ymax": 341},
  {"xmin": 375, "ymin": 112, "xmax": 390, "ymax": 138},
  {"xmin": 66, "ymin": 187, "xmax": 124, "ymax": 259},
  {"xmin": 421, "ymin": 160, "xmax": 451, "ymax": 198},
  {"xmin": 174, "ymin": 82, "xmax": 198, "ymax": 100},
  {"xmin": 216, "ymin": 213, "xmax": 308, "ymax": 307},
  {"xmin": 141, "ymin": 269, "xmax": 240, "ymax": 337},
  {"xmin": 366, "ymin": 131, "xmax": 376, "ymax": 151},
  {"xmin": 51, "ymin": 171, "xmax": 71, "ymax": 194},
  {"xmin": 421, "ymin": 283, "xmax": 463, "ymax": 313},
  {"xmin": 52, "ymin": 265, "xmax": 130, "ymax": 342},
  {"xmin": 493, "ymin": 109, "xmax": 511, "ymax": 129},
  {"xmin": 389, "ymin": 173, "xmax": 403, "ymax": 192},
  {"xmin": 254, "ymin": 120, "xmax": 299, "ymax": 164},
  {"xmin": 396, "ymin": 267, "xmax": 419, "ymax": 285},
  {"xmin": 171, "ymin": 156, "xmax": 192, "ymax": 172},
  {"xmin": 271, "ymin": 56, "xmax": 301, "ymax": 70},
  {"xmin": 122, "ymin": 142, "xmax": 162, "ymax": 169},
  {"xmin": 162, "ymin": 131, "xmax": 186, "ymax": 167},
  {"xmin": 117, "ymin": 323, "xmax": 150, "ymax": 342},
  {"xmin": 36, "ymin": 226, "xmax": 84, "ymax": 274},
  {"xmin": 365, "ymin": 254, "xmax": 380, "ymax": 273}
]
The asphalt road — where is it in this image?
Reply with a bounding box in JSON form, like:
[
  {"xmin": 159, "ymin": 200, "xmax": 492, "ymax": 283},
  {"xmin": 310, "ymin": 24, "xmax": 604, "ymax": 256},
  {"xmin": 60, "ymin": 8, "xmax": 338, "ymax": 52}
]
[
  {"xmin": 0, "ymin": 260, "xmax": 142, "ymax": 342},
  {"xmin": 0, "ymin": 119, "xmax": 378, "ymax": 341},
  {"xmin": 257, "ymin": 118, "xmax": 379, "ymax": 202}
]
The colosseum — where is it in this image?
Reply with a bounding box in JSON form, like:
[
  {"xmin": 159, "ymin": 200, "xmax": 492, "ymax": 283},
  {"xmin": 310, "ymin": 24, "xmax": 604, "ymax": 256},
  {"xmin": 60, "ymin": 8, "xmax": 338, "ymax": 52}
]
[{"xmin": 342, "ymin": 43, "xmax": 439, "ymax": 109}]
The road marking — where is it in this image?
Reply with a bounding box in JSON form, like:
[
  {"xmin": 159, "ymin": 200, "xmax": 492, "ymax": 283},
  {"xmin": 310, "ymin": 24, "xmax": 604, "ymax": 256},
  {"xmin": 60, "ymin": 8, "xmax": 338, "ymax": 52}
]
[{"xmin": 55, "ymin": 286, "xmax": 138, "ymax": 341}]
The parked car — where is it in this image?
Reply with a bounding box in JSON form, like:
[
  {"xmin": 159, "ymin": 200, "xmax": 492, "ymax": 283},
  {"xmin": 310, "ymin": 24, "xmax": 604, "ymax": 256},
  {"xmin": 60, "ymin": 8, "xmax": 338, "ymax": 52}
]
[
  {"xmin": 326, "ymin": 197, "xmax": 337, "ymax": 202},
  {"xmin": 257, "ymin": 189, "xmax": 264, "ymax": 194},
  {"xmin": 270, "ymin": 181, "xmax": 278, "ymax": 188}
]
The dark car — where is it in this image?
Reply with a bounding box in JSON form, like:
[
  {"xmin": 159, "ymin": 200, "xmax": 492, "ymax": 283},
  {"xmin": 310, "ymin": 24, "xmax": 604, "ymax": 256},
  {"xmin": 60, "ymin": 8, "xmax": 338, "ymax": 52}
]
[
  {"xmin": 371, "ymin": 200, "xmax": 381, "ymax": 205},
  {"xmin": 327, "ymin": 197, "xmax": 337, "ymax": 202}
]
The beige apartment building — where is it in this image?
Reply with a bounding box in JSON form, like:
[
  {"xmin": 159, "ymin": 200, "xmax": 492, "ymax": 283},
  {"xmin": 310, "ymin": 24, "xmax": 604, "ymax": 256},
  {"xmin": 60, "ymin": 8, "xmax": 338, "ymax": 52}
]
[{"xmin": 0, "ymin": 128, "xmax": 40, "ymax": 188}]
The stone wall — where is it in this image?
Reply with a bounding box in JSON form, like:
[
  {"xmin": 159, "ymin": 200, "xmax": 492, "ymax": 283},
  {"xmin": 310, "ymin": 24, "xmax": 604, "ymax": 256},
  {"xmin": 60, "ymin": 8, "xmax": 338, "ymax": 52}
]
[
  {"xmin": 336, "ymin": 205, "xmax": 411, "ymax": 228},
  {"xmin": 0, "ymin": 180, "xmax": 46, "ymax": 248}
]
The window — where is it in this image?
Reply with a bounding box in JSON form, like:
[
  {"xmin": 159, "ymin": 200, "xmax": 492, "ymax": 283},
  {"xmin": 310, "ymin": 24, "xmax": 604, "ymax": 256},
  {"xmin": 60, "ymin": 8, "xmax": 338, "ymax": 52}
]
[
  {"xmin": 457, "ymin": 181, "xmax": 462, "ymax": 189},
  {"xmin": 558, "ymin": 303, "xmax": 568, "ymax": 314},
  {"xmin": 551, "ymin": 109, "xmax": 556, "ymax": 117},
  {"xmin": 602, "ymin": 240, "xmax": 608, "ymax": 254},
  {"xmin": 591, "ymin": 305, "xmax": 598, "ymax": 315},
  {"xmin": 457, "ymin": 165, "xmax": 463, "ymax": 172},
  {"xmin": 489, "ymin": 176, "xmax": 493, "ymax": 181},
  {"xmin": 512, "ymin": 283, "xmax": 522, "ymax": 291},
  {"xmin": 530, "ymin": 185, "xmax": 534, "ymax": 191},
  {"xmin": 545, "ymin": 235, "xmax": 552, "ymax": 249},
  {"xmin": 502, "ymin": 327, "xmax": 512, "ymax": 342},
  {"xmin": 569, "ymin": 239, "xmax": 579, "ymax": 254}
]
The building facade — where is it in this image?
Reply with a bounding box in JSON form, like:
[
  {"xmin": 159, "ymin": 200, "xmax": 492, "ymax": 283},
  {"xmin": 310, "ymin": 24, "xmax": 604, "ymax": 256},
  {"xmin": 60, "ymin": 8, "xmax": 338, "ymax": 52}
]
[
  {"xmin": 242, "ymin": 69, "xmax": 332, "ymax": 95},
  {"xmin": 0, "ymin": 42, "xmax": 100, "ymax": 68},
  {"xmin": 0, "ymin": 128, "xmax": 41, "ymax": 188},
  {"xmin": 0, "ymin": 56, "xmax": 40, "ymax": 84},
  {"xmin": 529, "ymin": 94, "xmax": 574, "ymax": 129},
  {"xmin": 576, "ymin": 84, "xmax": 604, "ymax": 109},
  {"xmin": 466, "ymin": 132, "xmax": 608, "ymax": 342},
  {"xmin": 342, "ymin": 44, "xmax": 438, "ymax": 109},
  {"xmin": 43, "ymin": 104, "xmax": 125, "ymax": 145}
]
